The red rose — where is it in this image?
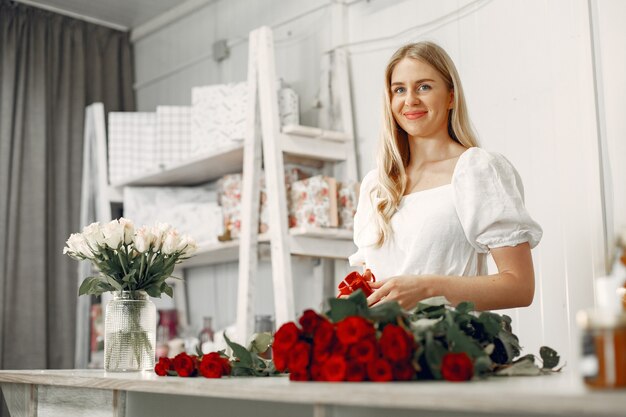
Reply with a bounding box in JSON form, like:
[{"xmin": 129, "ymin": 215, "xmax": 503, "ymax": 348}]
[
  {"xmin": 299, "ymin": 309, "xmax": 323, "ymax": 335},
  {"xmin": 367, "ymin": 358, "xmax": 393, "ymax": 382},
  {"xmin": 310, "ymin": 362, "xmax": 324, "ymax": 381},
  {"xmin": 288, "ymin": 341, "xmax": 311, "ymax": 372},
  {"xmin": 273, "ymin": 322, "xmax": 301, "ymax": 354},
  {"xmin": 312, "ymin": 347, "xmax": 331, "ymax": 365},
  {"xmin": 330, "ymin": 340, "xmax": 348, "ymax": 357},
  {"xmin": 289, "ymin": 369, "xmax": 310, "ymax": 381},
  {"xmin": 273, "ymin": 349, "xmax": 289, "ymax": 373},
  {"xmin": 154, "ymin": 357, "xmax": 172, "ymax": 376},
  {"xmin": 345, "ymin": 361, "xmax": 367, "ymax": 382},
  {"xmin": 199, "ymin": 353, "xmax": 225, "ymax": 378},
  {"xmin": 322, "ymin": 355, "xmax": 347, "ymax": 382},
  {"xmin": 336, "ymin": 316, "xmax": 375, "ymax": 346},
  {"xmin": 348, "ymin": 338, "xmax": 377, "ymax": 363},
  {"xmin": 379, "ymin": 324, "xmax": 414, "ymax": 362},
  {"xmin": 392, "ymin": 361, "xmax": 415, "ymax": 381},
  {"xmin": 173, "ymin": 352, "xmax": 197, "ymax": 377},
  {"xmin": 441, "ymin": 352, "xmax": 474, "ymax": 382},
  {"xmin": 312, "ymin": 319, "xmax": 334, "ymax": 352}
]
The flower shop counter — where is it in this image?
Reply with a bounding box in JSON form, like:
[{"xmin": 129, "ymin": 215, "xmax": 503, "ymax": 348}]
[{"xmin": 1, "ymin": 369, "xmax": 625, "ymax": 417}]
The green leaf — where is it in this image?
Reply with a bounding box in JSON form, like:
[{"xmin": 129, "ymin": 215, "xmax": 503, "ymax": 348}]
[
  {"xmin": 144, "ymin": 285, "xmax": 162, "ymax": 298},
  {"xmin": 495, "ymin": 356, "xmax": 541, "ymax": 376},
  {"xmin": 446, "ymin": 324, "xmax": 485, "ymax": 358},
  {"xmin": 347, "ymin": 290, "xmax": 369, "ymax": 308},
  {"xmin": 78, "ymin": 277, "xmax": 100, "ymax": 296},
  {"xmin": 104, "ymin": 276, "xmax": 123, "ymax": 291},
  {"xmin": 231, "ymin": 366, "xmax": 254, "ymax": 376},
  {"xmin": 224, "ymin": 332, "xmax": 252, "ymax": 367},
  {"xmin": 473, "ymin": 355, "xmax": 493, "ymax": 376},
  {"xmin": 539, "ymin": 346, "xmax": 560, "ymax": 369},
  {"xmin": 424, "ymin": 332, "xmax": 447, "ymax": 380},
  {"xmin": 455, "ymin": 301, "xmax": 475, "ymax": 315},
  {"xmin": 328, "ymin": 298, "xmax": 359, "ymax": 322},
  {"xmin": 475, "ymin": 312, "xmax": 502, "ymax": 340},
  {"xmin": 160, "ymin": 282, "xmax": 174, "ymax": 298},
  {"xmin": 367, "ymin": 300, "xmax": 402, "ymax": 324},
  {"xmin": 248, "ymin": 332, "xmax": 272, "ymax": 354},
  {"xmin": 412, "ymin": 303, "xmax": 446, "ymax": 319},
  {"xmin": 493, "ymin": 330, "xmax": 521, "ymax": 364}
]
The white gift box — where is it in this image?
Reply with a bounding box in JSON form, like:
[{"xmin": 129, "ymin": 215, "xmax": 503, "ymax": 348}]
[
  {"xmin": 156, "ymin": 106, "xmax": 193, "ymax": 169},
  {"xmin": 191, "ymin": 83, "xmax": 300, "ymax": 153},
  {"xmin": 192, "ymin": 82, "xmax": 248, "ymax": 152},
  {"xmin": 278, "ymin": 88, "xmax": 299, "ymax": 126},
  {"xmin": 108, "ymin": 112, "xmax": 156, "ymax": 185},
  {"xmin": 123, "ymin": 185, "xmax": 223, "ymax": 246}
]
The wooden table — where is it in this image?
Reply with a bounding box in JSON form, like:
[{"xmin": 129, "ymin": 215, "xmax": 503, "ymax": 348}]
[{"xmin": 1, "ymin": 369, "xmax": 625, "ymax": 417}]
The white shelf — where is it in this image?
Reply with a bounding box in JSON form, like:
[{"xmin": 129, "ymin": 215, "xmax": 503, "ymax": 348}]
[
  {"xmin": 280, "ymin": 133, "xmax": 349, "ymax": 162},
  {"xmin": 110, "ymin": 143, "xmax": 244, "ymax": 188},
  {"xmin": 182, "ymin": 228, "xmax": 355, "ymax": 268}
]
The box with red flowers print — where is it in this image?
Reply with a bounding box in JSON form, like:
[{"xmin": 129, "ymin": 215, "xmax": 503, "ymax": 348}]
[
  {"xmin": 289, "ymin": 175, "xmax": 339, "ymax": 228},
  {"xmin": 219, "ymin": 165, "xmax": 319, "ymax": 237},
  {"xmin": 337, "ymin": 180, "xmax": 359, "ymax": 230}
]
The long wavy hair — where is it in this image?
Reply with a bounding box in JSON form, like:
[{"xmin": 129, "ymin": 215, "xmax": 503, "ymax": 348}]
[{"xmin": 373, "ymin": 42, "xmax": 479, "ymax": 247}]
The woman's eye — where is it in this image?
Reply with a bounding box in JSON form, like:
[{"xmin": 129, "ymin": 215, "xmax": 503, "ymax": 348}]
[
  {"xmin": 393, "ymin": 87, "xmax": 406, "ymax": 94},
  {"xmin": 418, "ymin": 84, "xmax": 431, "ymax": 92}
]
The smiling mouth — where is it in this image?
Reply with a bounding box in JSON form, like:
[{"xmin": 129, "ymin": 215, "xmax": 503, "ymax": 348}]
[{"xmin": 404, "ymin": 111, "xmax": 427, "ymax": 120}]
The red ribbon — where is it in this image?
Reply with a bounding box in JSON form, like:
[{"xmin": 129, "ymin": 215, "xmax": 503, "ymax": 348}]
[{"xmin": 337, "ymin": 269, "xmax": 376, "ymax": 297}]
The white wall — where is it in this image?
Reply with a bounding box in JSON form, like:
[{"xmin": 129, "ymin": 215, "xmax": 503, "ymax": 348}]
[
  {"xmin": 132, "ymin": 0, "xmax": 623, "ymax": 363},
  {"xmin": 594, "ymin": 0, "xmax": 626, "ymax": 256}
]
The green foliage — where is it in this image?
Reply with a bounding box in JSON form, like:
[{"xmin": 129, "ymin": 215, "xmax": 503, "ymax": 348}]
[
  {"xmin": 224, "ymin": 332, "xmax": 279, "ymax": 377},
  {"xmin": 324, "ymin": 294, "xmax": 562, "ymax": 379},
  {"xmin": 539, "ymin": 346, "xmax": 560, "ymax": 369}
]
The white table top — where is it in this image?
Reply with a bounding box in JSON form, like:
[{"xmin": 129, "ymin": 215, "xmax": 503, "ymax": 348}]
[{"xmin": 0, "ymin": 369, "xmax": 624, "ymax": 416}]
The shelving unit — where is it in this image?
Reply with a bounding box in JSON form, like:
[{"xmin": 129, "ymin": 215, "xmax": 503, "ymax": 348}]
[
  {"xmin": 182, "ymin": 228, "xmax": 355, "ymax": 268},
  {"xmin": 78, "ymin": 26, "xmax": 358, "ymax": 357}
]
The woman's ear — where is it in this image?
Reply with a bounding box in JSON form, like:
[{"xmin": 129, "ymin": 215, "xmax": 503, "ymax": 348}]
[{"xmin": 448, "ymin": 89, "xmax": 455, "ymax": 109}]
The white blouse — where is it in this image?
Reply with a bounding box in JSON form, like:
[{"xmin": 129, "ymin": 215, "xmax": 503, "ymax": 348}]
[{"xmin": 348, "ymin": 147, "xmax": 542, "ymax": 280}]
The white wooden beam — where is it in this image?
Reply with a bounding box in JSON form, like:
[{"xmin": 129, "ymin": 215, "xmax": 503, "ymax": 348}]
[
  {"xmin": 256, "ymin": 27, "xmax": 295, "ymax": 328},
  {"xmin": 235, "ymin": 29, "xmax": 263, "ymax": 345}
]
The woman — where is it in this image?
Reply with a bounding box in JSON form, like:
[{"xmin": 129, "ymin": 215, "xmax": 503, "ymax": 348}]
[{"xmin": 349, "ymin": 42, "xmax": 542, "ymax": 311}]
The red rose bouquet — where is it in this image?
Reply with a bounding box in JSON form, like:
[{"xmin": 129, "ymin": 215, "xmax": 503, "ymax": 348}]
[
  {"xmin": 156, "ymin": 287, "xmax": 562, "ymax": 382},
  {"xmin": 272, "ymin": 290, "xmax": 562, "ymax": 382}
]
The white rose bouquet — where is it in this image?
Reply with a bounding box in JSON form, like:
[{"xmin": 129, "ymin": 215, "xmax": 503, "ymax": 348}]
[{"xmin": 64, "ymin": 218, "xmax": 197, "ymax": 299}]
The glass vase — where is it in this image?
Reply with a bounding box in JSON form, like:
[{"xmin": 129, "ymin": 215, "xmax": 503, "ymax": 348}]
[{"xmin": 104, "ymin": 291, "xmax": 156, "ymax": 372}]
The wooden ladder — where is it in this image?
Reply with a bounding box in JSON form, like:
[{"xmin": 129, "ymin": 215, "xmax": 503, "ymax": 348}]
[{"xmin": 236, "ymin": 26, "xmax": 358, "ymax": 343}]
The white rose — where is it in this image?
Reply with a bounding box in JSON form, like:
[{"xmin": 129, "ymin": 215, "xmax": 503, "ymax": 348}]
[
  {"xmin": 177, "ymin": 234, "xmax": 197, "ymax": 256},
  {"xmin": 102, "ymin": 219, "xmax": 124, "ymax": 249},
  {"xmin": 162, "ymin": 229, "xmax": 180, "ymax": 255},
  {"xmin": 150, "ymin": 223, "xmax": 171, "ymax": 252},
  {"xmin": 64, "ymin": 233, "xmax": 92, "ymax": 258},
  {"xmin": 82, "ymin": 222, "xmax": 105, "ymax": 250},
  {"xmin": 134, "ymin": 226, "xmax": 154, "ymax": 253},
  {"xmin": 118, "ymin": 217, "xmax": 135, "ymax": 245}
]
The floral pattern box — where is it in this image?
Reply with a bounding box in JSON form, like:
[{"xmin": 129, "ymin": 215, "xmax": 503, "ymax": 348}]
[{"xmin": 289, "ymin": 175, "xmax": 339, "ymax": 229}]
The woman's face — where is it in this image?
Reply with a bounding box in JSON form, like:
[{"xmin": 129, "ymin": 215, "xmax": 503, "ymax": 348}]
[{"xmin": 390, "ymin": 57, "xmax": 454, "ymax": 140}]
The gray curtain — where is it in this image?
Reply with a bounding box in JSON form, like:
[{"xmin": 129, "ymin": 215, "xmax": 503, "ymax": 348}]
[{"xmin": 0, "ymin": 0, "xmax": 134, "ymax": 413}]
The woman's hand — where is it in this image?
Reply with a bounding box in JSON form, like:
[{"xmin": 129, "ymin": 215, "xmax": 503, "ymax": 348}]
[{"xmin": 366, "ymin": 275, "xmax": 433, "ymax": 310}]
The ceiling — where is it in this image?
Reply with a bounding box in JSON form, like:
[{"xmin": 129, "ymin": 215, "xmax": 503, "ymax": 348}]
[{"xmin": 18, "ymin": 0, "xmax": 194, "ymax": 30}]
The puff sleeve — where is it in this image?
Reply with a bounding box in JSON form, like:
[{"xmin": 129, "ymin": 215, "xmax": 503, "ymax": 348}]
[
  {"xmin": 348, "ymin": 169, "xmax": 379, "ymax": 266},
  {"xmin": 452, "ymin": 148, "xmax": 542, "ymax": 253}
]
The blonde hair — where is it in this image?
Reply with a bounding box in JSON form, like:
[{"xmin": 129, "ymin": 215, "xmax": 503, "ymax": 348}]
[{"xmin": 373, "ymin": 41, "xmax": 479, "ymax": 247}]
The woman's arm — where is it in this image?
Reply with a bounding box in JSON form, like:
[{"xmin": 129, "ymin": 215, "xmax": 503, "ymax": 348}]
[{"xmin": 366, "ymin": 242, "xmax": 535, "ymax": 311}]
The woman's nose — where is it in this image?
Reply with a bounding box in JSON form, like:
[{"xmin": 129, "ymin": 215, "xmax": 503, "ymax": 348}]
[{"xmin": 405, "ymin": 90, "xmax": 420, "ymax": 106}]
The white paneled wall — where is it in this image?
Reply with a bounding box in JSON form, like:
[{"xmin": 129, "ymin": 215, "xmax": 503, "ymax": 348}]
[{"xmin": 132, "ymin": 0, "xmax": 623, "ymax": 362}]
